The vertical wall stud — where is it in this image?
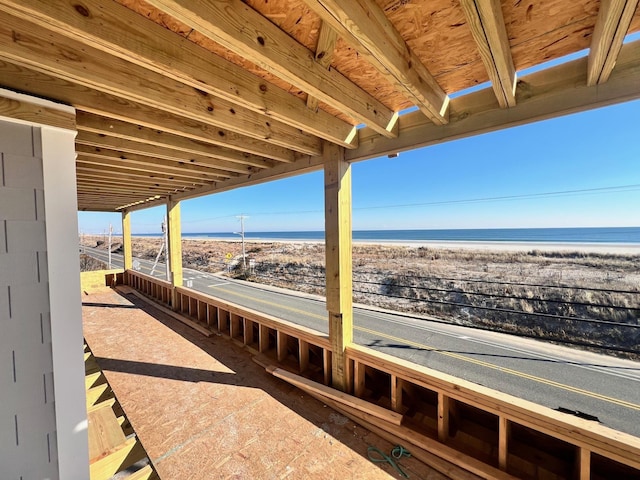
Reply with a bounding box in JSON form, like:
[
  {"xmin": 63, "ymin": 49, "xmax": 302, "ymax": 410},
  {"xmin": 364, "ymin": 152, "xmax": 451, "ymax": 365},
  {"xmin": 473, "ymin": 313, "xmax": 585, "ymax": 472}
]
[
  {"xmin": 579, "ymin": 447, "xmax": 591, "ymax": 480},
  {"xmin": 438, "ymin": 392, "xmax": 450, "ymax": 443},
  {"xmin": 277, "ymin": 331, "xmax": 287, "ymax": 362},
  {"xmin": 299, "ymin": 340, "xmax": 309, "ymax": 373},
  {"xmin": 391, "ymin": 375, "xmax": 403, "ymax": 413},
  {"xmin": 499, "ymin": 416, "xmax": 510, "ymax": 471}
]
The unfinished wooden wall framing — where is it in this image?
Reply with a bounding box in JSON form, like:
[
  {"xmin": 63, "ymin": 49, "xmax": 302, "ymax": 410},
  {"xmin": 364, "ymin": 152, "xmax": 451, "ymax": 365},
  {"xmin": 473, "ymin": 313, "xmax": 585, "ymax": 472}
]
[{"xmin": 124, "ymin": 270, "xmax": 640, "ymax": 480}]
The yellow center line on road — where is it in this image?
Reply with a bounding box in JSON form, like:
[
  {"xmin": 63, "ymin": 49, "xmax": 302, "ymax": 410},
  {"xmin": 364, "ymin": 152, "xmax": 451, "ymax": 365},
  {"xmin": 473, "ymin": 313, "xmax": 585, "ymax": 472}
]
[
  {"xmin": 211, "ymin": 287, "xmax": 326, "ymax": 320},
  {"xmin": 357, "ymin": 326, "xmax": 640, "ymax": 411},
  {"xmin": 210, "ymin": 285, "xmax": 640, "ymax": 411}
]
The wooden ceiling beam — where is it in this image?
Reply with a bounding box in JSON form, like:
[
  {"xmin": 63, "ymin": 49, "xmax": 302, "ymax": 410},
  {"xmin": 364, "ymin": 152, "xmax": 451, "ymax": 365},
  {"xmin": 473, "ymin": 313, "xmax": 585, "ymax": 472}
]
[
  {"xmin": 76, "ymin": 169, "xmax": 192, "ymax": 184},
  {"xmin": 0, "ymin": 91, "xmax": 75, "ymax": 130},
  {"xmin": 459, "ymin": 0, "xmax": 517, "ymax": 108},
  {"xmin": 79, "ymin": 202, "xmax": 145, "ymax": 211},
  {"xmin": 76, "ymin": 113, "xmax": 275, "ymax": 170},
  {"xmin": 349, "ymin": 39, "xmax": 640, "ymax": 162},
  {"xmin": 77, "ymin": 183, "xmax": 168, "ymax": 196},
  {"xmin": 0, "ymin": 0, "xmax": 357, "ymax": 149},
  {"xmin": 146, "ymin": 0, "xmax": 398, "ymax": 138},
  {"xmin": 170, "ymin": 37, "xmax": 640, "ymax": 204},
  {"xmin": 78, "ymin": 194, "xmax": 150, "ymax": 202},
  {"xmin": 307, "ymin": 22, "xmax": 339, "ymax": 113},
  {"xmin": 80, "ymin": 202, "xmax": 158, "ymax": 212},
  {"xmin": 76, "ymin": 131, "xmax": 258, "ymax": 176},
  {"xmin": 77, "ymin": 176, "xmax": 174, "ymax": 191},
  {"xmin": 0, "ymin": 14, "xmax": 321, "ymax": 156},
  {"xmin": 0, "ymin": 60, "xmax": 296, "ymax": 164},
  {"xmin": 76, "ymin": 147, "xmax": 229, "ymax": 181},
  {"xmin": 76, "ymin": 163, "xmax": 210, "ymax": 187},
  {"xmin": 76, "ymin": 175, "xmax": 188, "ymax": 195},
  {"xmin": 303, "ymin": 0, "xmax": 449, "ymax": 124},
  {"xmin": 587, "ymin": 0, "xmax": 639, "ymax": 86},
  {"xmin": 171, "ymin": 154, "xmax": 325, "ymax": 202},
  {"xmin": 83, "ymin": 44, "xmax": 640, "ymax": 211}
]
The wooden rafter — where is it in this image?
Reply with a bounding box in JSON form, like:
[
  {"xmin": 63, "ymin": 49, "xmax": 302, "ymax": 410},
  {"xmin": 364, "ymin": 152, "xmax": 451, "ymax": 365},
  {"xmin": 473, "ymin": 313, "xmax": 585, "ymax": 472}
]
[
  {"xmin": 0, "ymin": 0, "xmax": 358, "ymax": 149},
  {"xmin": 78, "ymin": 184, "xmax": 167, "ymax": 196},
  {"xmin": 76, "ymin": 171, "xmax": 184, "ymax": 186},
  {"xmin": 75, "ymin": 163, "xmax": 209, "ymax": 187},
  {"xmin": 170, "ymin": 39, "xmax": 640, "ymax": 203},
  {"xmin": 76, "ymin": 131, "xmax": 264, "ymax": 175},
  {"xmin": 145, "ymin": 0, "xmax": 399, "ymax": 138},
  {"xmin": 0, "ymin": 14, "xmax": 321, "ymax": 156},
  {"xmin": 302, "ymin": 0, "xmax": 449, "ymax": 123},
  {"xmin": 171, "ymin": 154, "xmax": 326, "ymax": 203},
  {"xmin": 77, "ymin": 183, "xmax": 184, "ymax": 198},
  {"xmin": 76, "ymin": 170, "xmax": 193, "ymax": 185},
  {"xmin": 587, "ymin": 0, "xmax": 639, "ymax": 86},
  {"xmin": 307, "ymin": 21, "xmax": 339, "ymax": 113},
  {"xmin": 351, "ymin": 40, "xmax": 640, "ymax": 162},
  {"xmin": 76, "ymin": 147, "xmax": 230, "ymax": 181},
  {"xmin": 0, "ymin": 60, "xmax": 296, "ymax": 164},
  {"xmin": 459, "ymin": 0, "xmax": 517, "ymax": 108},
  {"xmin": 76, "ymin": 113, "xmax": 275, "ymax": 170}
]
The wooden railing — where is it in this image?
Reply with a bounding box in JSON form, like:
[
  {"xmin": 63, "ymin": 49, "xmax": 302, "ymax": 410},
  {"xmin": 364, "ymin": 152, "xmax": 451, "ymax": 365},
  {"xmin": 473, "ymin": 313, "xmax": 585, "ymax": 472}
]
[
  {"xmin": 123, "ymin": 270, "xmax": 640, "ymax": 480},
  {"xmin": 126, "ymin": 270, "xmax": 332, "ymax": 385}
]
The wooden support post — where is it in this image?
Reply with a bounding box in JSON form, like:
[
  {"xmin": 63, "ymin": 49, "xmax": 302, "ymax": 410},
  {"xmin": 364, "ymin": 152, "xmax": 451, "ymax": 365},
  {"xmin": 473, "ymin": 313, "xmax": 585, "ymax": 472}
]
[
  {"xmin": 121, "ymin": 210, "xmax": 133, "ymax": 273},
  {"xmin": 499, "ymin": 416, "xmax": 510, "ymax": 471},
  {"xmin": 277, "ymin": 331, "xmax": 287, "ymax": 362},
  {"xmin": 438, "ymin": 392, "xmax": 450, "ymax": 443},
  {"xmin": 324, "ymin": 141, "xmax": 353, "ymax": 392},
  {"xmin": 354, "ymin": 361, "xmax": 366, "ymax": 398},
  {"xmin": 166, "ymin": 197, "xmax": 182, "ymax": 310},
  {"xmin": 259, "ymin": 324, "xmax": 269, "ymax": 352},
  {"xmin": 299, "ymin": 339, "xmax": 309, "ymax": 373},
  {"xmin": 579, "ymin": 447, "xmax": 591, "ymax": 480},
  {"xmin": 391, "ymin": 375, "xmax": 403, "ymax": 413}
]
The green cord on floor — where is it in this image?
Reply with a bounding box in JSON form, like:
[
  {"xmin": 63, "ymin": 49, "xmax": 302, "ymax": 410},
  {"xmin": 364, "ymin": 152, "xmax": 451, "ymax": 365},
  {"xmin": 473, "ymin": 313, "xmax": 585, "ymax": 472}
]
[{"xmin": 367, "ymin": 445, "xmax": 411, "ymax": 478}]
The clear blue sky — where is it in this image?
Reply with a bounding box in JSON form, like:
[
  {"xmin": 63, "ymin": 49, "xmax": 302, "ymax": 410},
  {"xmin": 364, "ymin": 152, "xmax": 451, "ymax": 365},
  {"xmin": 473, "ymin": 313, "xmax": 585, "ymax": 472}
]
[{"xmin": 77, "ymin": 98, "xmax": 640, "ymax": 235}]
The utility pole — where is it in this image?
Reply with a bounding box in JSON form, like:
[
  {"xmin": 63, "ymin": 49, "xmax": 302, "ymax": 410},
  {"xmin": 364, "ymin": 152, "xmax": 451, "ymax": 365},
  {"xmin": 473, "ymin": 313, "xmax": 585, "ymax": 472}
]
[
  {"xmin": 108, "ymin": 223, "xmax": 113, "ymax": 269},
  {"xmin": 235, "ymin": 215, "xmax": 248, "ymax": 271},
  {"xmin": 150, "ymin": 217, "xmax": 168, "ymax": 278}
]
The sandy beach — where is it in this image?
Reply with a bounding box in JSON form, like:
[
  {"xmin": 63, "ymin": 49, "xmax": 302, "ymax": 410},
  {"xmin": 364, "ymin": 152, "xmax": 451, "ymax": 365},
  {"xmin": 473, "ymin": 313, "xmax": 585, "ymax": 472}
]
[{"xmin": 133, "ymin": 234, "xmax": 640, "ymax": 254}]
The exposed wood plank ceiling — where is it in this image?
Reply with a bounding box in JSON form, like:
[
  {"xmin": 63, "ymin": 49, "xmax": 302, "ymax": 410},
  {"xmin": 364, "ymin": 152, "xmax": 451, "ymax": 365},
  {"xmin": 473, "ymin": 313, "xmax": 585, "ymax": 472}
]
[{"xmin": 0, "ymin": 0, "xmax": 639, "ymax": 212}]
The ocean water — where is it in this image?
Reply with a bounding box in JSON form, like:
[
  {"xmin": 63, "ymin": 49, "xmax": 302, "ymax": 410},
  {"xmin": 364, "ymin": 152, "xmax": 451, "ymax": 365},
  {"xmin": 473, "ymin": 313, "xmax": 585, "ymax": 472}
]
[{"xmin": 134, "ymin": 227, "xmax": 640, "ymax": 244}]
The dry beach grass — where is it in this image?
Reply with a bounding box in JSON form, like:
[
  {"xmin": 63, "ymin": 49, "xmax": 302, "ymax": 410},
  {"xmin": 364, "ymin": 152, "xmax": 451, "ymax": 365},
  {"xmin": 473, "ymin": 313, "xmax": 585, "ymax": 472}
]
[{"xmin": 82, "ymin": 235, "xmax": 640, "ymax": 358}]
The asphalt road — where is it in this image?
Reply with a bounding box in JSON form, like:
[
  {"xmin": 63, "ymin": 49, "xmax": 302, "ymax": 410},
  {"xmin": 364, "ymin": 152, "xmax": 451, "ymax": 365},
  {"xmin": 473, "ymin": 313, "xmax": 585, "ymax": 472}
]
[{"xmin": 82, "ymin": 246, "xmax": 640, "ymax": 437}]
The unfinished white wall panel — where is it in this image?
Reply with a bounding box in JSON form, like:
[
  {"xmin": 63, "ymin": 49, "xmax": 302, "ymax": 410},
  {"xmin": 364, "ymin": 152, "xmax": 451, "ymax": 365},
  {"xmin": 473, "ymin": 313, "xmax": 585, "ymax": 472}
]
[
  {"xmin": 0, "ymin": 91, "xmax": 87, "ymax": 479},
  {"xmin": 0, "ymin": 119, "xmax": 58, "ymax": 479},
  {"xmin": 41, "ymin": 124, "xmax": 89, "ymax": 480}
]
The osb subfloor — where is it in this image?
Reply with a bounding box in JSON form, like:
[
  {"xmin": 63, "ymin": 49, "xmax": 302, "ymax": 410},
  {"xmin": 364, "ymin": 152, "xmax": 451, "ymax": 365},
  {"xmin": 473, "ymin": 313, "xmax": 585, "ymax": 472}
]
[{"xmin": 82, "ymin": 288, "xmax": 449, "ymax": 480}]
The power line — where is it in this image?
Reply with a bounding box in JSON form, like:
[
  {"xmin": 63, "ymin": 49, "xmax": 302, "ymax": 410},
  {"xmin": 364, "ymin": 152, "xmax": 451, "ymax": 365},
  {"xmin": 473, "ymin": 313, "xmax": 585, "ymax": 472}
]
[
  {"xmin": 255, "ymin": 267, "xmax": 640, "ymax": 296},
  {"xmin": 351, "ymin": 278, "xmax": 640, "ymax": 311},
  {"xmin": 247, "ymin": 270, "xmax": 640, "ymax": 327},
  {"xmin": 149, "ymin": 183, "xmax": 640, "ymax": 224},
  {"xmin": 352, "ymin": 289, "xmax": 640, "ymax": 329},
  {"xmin": 351, "ymin": 184, "xmax": 640, "ymax": 211}
]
